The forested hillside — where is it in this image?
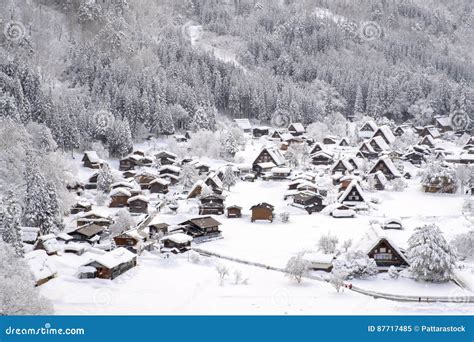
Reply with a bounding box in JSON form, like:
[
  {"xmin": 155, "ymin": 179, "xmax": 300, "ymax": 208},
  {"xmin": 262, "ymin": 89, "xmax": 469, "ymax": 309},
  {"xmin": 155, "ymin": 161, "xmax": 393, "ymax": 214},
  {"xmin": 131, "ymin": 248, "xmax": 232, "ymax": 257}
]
[{"xmin": 0, "ymin": 0, "xmax": 472, "ymax": 191}]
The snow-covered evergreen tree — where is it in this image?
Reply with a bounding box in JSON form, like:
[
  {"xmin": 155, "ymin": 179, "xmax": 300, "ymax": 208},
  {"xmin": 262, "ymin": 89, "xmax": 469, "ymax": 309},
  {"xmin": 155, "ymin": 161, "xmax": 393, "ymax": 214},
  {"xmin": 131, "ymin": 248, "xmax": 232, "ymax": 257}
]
[
  {"xmin": 180, "ymin": 164, "xmax": 199, "ymax": 190},
  {"xmin": 221, "ymin": 133, "xmax": 239, "ymax": 161},
  {"xmin": 97, "ymin": 163, "xmax": 114, "ymax": 193},
  {"xmin": 222, "ymin": 165, "xmax": 236, "ymax": 191},
  {"xmin": 1, "ymin": 191, "xmax": 24, "ymax": 257},
  {"xmin": 45, "ymin": 181, "xmax": 65, "ymax": 233},
  {"xmin": 332, "ymin": 251, "xmax": 378, "ymax": 279},
  {"xmin": 406, "ymin": 224, "xmax": 457, "ymax": 282},
  {"xmin": 0, "ymin": 241, "xmax": 53, "ymax": 315}
]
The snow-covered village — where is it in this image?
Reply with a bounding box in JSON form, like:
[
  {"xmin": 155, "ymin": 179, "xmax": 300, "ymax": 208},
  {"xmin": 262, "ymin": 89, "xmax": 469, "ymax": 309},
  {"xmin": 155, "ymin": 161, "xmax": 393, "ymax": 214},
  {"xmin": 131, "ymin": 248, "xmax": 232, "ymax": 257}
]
[{"xmin": 0, "ymin": 0, "xmax": 473, "ymax": 318}]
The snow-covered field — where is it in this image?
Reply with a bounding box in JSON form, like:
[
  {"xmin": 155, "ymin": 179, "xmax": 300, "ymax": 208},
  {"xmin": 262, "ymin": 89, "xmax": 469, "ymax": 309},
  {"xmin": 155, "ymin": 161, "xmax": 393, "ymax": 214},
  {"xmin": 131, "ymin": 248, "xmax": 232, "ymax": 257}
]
[{"xmin": 33, "ymin": 135, "xmax": 474, "ymax": 315}]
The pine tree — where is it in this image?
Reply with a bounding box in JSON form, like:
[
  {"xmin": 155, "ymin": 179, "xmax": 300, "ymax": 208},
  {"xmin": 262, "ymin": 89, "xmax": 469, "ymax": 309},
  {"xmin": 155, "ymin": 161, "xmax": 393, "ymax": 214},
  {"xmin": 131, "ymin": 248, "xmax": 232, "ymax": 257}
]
[
  {"xmin": 406, "ymin": 224, "xmax": 457, "ymax": 282},
  {"xmin": 222, "ymin": 165, "xmax": 236, "ymax": 191},
  {"xmin": 45, "ymin": 182, "xmax": 64, "ymax": 233},
  {"xmin": 221, "ymin": 133, "xmax": 239, "ymax": 161},
  {"xmin": 23, "ymin": 153, "xmax": 51, "ymax": 235},
  {"xmin": 97, "ymin": 164, "xmax": 114, "ymax": 193},
  {"xmin": 353, "ymin": 85, "xmax": 364, "ymax": 117},
  {"xmin": 180, "ymin": 164, "xmax": 199, "ymax": 190},
  {"xmin": 1, "ymin": 191, "xmax": 24, "ymax": 257}
]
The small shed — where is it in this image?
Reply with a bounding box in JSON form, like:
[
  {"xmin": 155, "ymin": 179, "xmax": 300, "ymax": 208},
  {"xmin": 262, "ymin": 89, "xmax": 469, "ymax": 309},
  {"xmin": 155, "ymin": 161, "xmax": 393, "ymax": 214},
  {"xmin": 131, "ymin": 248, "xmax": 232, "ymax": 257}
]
[
  {"xmin": 226, "ymin": 205, "xmax": 242, "ymax": 218},
  {"xmin": 25, "ymin": 250, "xmax": 57, "ymax": 286},
  {"xmin": 382, "ymin": 218, "xmax": 403, "ymax": 230},
  {"xmin": 82, "ymin": 151, "xmax": 102, "ymax": 169},
  {"xmin": 34, "ymin": 234, "xmax": 61, "ymax": 256},
  {"xmin": 250, "ymin": 202, "xmax": 274, "ymax": 222}
]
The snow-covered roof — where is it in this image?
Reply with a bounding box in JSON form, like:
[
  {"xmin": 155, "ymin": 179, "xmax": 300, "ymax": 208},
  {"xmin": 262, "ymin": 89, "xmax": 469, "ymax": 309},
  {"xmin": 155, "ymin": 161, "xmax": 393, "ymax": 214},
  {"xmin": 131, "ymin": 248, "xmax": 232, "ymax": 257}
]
[
  {"xmin": 21, "ymin": 227, "xmax": 40, "ymax": 243},
  {"xmin": 159, "ymin": 165, "xmax": 181, "ymax": 173},
  {"xmin": 160, "ymin": 233, "xmax": 193, "ymax": 244},
  {"xmin": 435, "ymin": 116, "xmax": 452, "ymax": 128},
  {"xmin": 338, "ymin": 180, "xmax": 367, "ymax": 203},
  {"xmin": 331, "ymin": 159, "xmax": 354, "ymax": 172},
  {"xmin": 374, "ymin": 125, "xmax": 396, "ymax": 144},
  {"xmin": 37, "ymin": 235, "xmax": 61, "ymax": 254},
  {"xmin": 310, "ymin": 151, "xmax": 333, "ymax": 159},
  {"xmin": 25, "ymin": 250, "xmax": 57, "ymax": 282},
  {"xmin": 57, "ymin": 233, "xmax": 73, "ymax": 241},
  {"xmin": 271, "ymin": 167, "xmax": 291, "ymax": 174},
  {"xmin": 150, "ymin": 178, "xmax": 170, "ymax": 186},
  {"xmin": 263, "ymin": 147, "xmax": 286, "ymax": 166},
  {"xmin": 110, "ymin": 187, "xmax": 132, "ymax": 197},
  {"xmin": 369, "ymin": 157, "xmax": 402, "ymax": 178},
  {"xmin": 302, "ymin": 252, "xmax": 334, "ymax": 264},
  {"xmin": 360, "ymin": 120, "xmax": 378, "ymax": 132},
  {"xmin": 127, "ymin": 195, "xmax": 149, "ymax": 203},
  {"xmin": 234, "ymin": 118, "xmax": 252, "ymax": 130},
  {"xmin": 370, "ymin": 136, "xmax": 390, "ymax": 150},
  {"xmin": 257, "ymin": 162, "xmax": 276, "ymax": 169},
  {"xmin": 353, "ymin": 227, "xmax": 409, "ymax": 265},
  {"xmin": 86, "ymin": 247, "xmax": 136, "ymax": 269},
  {"xmin": 373, "ymin": 170, "xmax": 388, "ymax": 185},
  {"xmin": 83, "ymin": 151, "xmax": 101, "ymax": 163},
  {"xmin": 289, "ymin": 123, "xmax": 305, "ymax": 133}
]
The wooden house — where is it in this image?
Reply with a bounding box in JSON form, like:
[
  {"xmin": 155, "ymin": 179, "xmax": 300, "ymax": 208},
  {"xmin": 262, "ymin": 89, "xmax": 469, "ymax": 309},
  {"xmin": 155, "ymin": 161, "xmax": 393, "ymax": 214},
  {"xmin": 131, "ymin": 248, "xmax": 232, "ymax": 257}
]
[
  {"xmin": 109, "ymin": 188, "xmax": 132, "ymax": 208},
  {"xmin": 310, "ymin": 151, "xmax": 334, "ymax": 166},
  {"xmin": 21, "ymin": 227, "xmax": 40, "ymax": 245},
  {"xmin": 355, "ymin": 228, "xmax": 409, "ymax": 270},
  {"xmin": 26, "ymin": 250, "xmax": 57, "ymax": 286},
  {"xmin": 371, "ymin": 125, "xmax": 395, "ymax": 145},
  {"xmin": 160, "ymin": 233, "xmax": 193, "ymax": 253},
  {"xmin": 128, "ymin": 195, "xmax": 149, "ymax": 214},
  {"xmin": 119, "ymin": 155, "xmax": 138, "ymax": 171},
  {"xmin": 234, "ymin": 118, "xmax": 252, "ymax": 133},
  {"xmin": 359, "ymin": 141, "xmax": 378, "ymax": 159},
  {"xmin": 85, "ymin": 172, "xmax": 99, "ymax": 190},
  {"xmin": 420, "ymin": 135, "xmax": 436, "ymax": 148},
  {"xmin": 69, "ymin": 224, "xmax": 105, "ymax": 243},
  {"xmin": 330, "ymin": 204, "xmax": 356, "ymax": 218},
  {"xmin": 302, "ymin": 253, "xmax": 334, "ymax": 272},
  {"xmin": 204, "ymin": 173, "xmax": 224, "ymax": 194},
  {"xmin": 34, "ymin": 234, "xmax": 61, "ymax": 256},
  {"xmin": 338, "ymin": 180, "xmax": 366, "ymax": 207},
  {"xmin": 292, "ymin": 192, "xmax": 325, "ymax": 214},
  {"xmin": 155, "ymin": 151, "xmax": 178, "ymax": 165},
  {"xmin": 419, "ymin": 126, "xmax": 441, "ymax": 139},
  {"xmin": 250, "ymin": 202, "xmax": 274, "ymax": 222},
  {"xmin": 323, "ymin": 136, "xmax": 337, "ymax": 145},
  {"xmin": 270, "ymin": 167, "xmax": 291, "ymax": 180},
  {"xmin": 149, "ymin": 178, "xmax": 170, "ymax": 194},
  {"xmin": 331, "ymin": 159, "xmax": 354, "ymax": 175},
  {"xmin": 70, "ymin": 201, "xmax": 92, "ymax": 215},
  {"xmin": 309, "ymin": 142, "xmax": 324, "ymax": 155},
  {"xmin": 76, "ymin": 212, "xmax": 113, "ymax": 228},
  {"xmin": 252, "ymin": 147, "xmax": 286, "ymax": 171},
  {"xmin": 382, "ymin": 218, "xmax": 403, "ymax": 230},
  {"xmin": 288, "ymin": 123, "xmax": 305, "ymax": 136},
  {"xmin": 83, "ymin": 247, "xmax": 137, "ymax": 279},
  {"xmin": 359, "ymin": 120, "xmax": 378, "ymax": 139},
  {"xmin": 114, "ymin": 229, "xmax": 153, "ymax": 254},
  {"xmin": 158, "ymin": 165, "xmax": 181, "ymax": 184},
  {"xmin": 368, "ymin": 158, "xmax": 401, "ymax": 180},
  {"xmin": 394, "ymin": 125, "xmax": 413, "ymax": 137},
  {"xmin": 338, "ymin": 137, "xmax": 350, "ymax": 147},
  {"xmin": 271, "ymin": 130, "xmax": 284, "ymax": 140},
  {"xmin": 195, "ymin": 161, "xmax": 211, "ymax": 175},
  {"xmin": 135, "ymin": 173, "xmax": 158, "ymax": 190},
  {"xmin": 82, "ymin": 151, "xmax": 102, "ymax": 169},
  {"xmin": 403, "ymin": 150, "xmax": 425, "ymax": 166},
  {"xmin": 146, "ymin": 216, "xmax": 170, "ymax": 237},
  {"xmin": 434, "ymin": 116, "xmax": 453, "ymax": 133},
  {"xmin": 226, "ymin": 205, "xmax": 242, "ymax": 218},
  {"xmin": 253, "ymin": 127, "xmax": 270, "ymax": 137},
  {"xmin": 179, "ymin": 216, "xmax": 222, "ymax": 240},
  {"xmin": 369, "ymin": 136, "xmax": 390, "ymax": 153},
  {"xmin": 369, "ymin": 171, "xmax": 388, "ymax": 190},
  {"xmin": 199, "ymin": 194, "xmax": 225, "ymax": 215}
]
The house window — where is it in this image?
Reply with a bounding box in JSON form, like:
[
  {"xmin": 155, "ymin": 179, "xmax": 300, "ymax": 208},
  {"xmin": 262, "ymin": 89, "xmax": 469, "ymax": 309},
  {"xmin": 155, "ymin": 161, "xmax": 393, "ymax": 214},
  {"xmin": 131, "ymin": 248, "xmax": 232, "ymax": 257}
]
[{"xmin": 374, "ymin": 253, "xmax": 392, "ymax": 260}]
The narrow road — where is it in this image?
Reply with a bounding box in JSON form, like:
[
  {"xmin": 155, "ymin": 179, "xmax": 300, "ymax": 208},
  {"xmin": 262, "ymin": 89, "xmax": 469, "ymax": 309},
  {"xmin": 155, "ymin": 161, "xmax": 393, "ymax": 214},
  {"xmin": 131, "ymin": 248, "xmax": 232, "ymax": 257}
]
[{"xmin": 193, "ymin": 247, "xmax": 474, "ymax": 304}]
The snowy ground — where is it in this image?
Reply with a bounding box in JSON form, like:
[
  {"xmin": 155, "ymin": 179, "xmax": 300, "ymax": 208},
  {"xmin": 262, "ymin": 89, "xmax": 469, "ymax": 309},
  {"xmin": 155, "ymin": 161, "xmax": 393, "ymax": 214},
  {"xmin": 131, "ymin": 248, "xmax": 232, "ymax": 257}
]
[{"xmin": 36, "ymin": 135, "xmax": 474, "ymax": 315}]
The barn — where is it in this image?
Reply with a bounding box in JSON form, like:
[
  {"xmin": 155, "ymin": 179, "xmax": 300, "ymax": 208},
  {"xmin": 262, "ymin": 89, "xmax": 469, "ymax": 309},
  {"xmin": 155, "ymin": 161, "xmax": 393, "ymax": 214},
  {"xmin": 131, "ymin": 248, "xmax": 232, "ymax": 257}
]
[
  {"xmin": 250, "ymin": 202, "xmax": 274, "ymax": 222},
  {"xmin": 83, "ymin": 247, "xmax": 137, "ymax": 280}
]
